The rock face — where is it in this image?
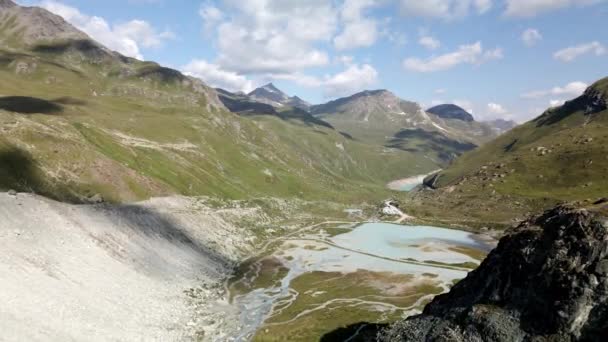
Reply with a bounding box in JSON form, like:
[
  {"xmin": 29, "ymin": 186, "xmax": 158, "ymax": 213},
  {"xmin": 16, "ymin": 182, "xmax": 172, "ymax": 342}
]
[
  {"xmin": 427, "ymin": 104, "xmax": 475, "ymax": 122},
  {"xmin": 381, "ymin": 204, "xmax": 608, "ymax": 341}
]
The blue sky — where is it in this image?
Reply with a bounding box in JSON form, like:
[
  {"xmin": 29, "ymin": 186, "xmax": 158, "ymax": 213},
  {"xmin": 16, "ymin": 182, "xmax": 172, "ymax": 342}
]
[{"xmin": 18, "ymin": 0, "xmax": 608, "ymax": 122}]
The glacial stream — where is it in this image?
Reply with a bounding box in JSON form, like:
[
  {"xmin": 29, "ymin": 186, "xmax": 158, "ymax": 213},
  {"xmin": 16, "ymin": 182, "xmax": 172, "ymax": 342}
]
[{"xmin": 227, "ymin": 222, "xmax": 493, "ymax": 341}]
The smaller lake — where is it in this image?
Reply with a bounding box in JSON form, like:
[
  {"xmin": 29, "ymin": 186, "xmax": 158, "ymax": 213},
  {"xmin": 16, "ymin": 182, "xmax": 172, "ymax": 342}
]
[{"xmin": 227, "ymin": 222, "xmax": 493, "ymax": 341}]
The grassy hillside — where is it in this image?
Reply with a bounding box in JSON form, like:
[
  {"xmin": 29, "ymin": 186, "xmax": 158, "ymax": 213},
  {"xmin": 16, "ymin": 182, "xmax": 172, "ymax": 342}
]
[
  {"xmin": 0, "ymin": 45, "xmax": 438, "ymax": 204},
  {"xmin": 403, "ymin": 77, "xmax": 608, "ymax": 229}
]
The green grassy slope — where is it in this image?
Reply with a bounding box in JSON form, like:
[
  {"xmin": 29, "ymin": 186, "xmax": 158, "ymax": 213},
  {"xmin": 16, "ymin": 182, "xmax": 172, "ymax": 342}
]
[
  {"xmin": 404, "ymin": 77, "xmax": 608, "ymax": 229},
  {"xmin": 0, "ymin": 45, "xmax": 435, "ymax": 204}
]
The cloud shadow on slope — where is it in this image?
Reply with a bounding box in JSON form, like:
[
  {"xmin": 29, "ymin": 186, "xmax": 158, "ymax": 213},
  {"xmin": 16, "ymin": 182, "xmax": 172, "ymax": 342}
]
[{"xmin": 0, "ymin": 96, "xmax": 63, "ymax": 114}]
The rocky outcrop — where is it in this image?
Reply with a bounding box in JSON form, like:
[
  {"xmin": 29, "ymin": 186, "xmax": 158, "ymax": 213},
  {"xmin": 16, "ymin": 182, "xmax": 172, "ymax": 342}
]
[{"xmin": 381, "ymin": 204, "xmax": 608, "ymax": 342}]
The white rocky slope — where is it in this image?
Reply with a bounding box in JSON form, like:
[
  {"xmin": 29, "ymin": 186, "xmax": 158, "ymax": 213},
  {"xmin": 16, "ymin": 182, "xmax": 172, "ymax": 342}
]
[{"xmin": 0, "ymin": 193, "xmax": 256, "ymax": 341}]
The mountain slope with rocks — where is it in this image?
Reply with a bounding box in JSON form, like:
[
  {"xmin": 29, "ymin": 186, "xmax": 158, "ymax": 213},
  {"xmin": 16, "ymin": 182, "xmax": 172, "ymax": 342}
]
[
  {"xmin": 426, "ymin": 77, "xmax": 608, "ymax": 200},
  {"xmin": 0, "ymin": 193, "xmax": 250, "ymax": 341},
  {"xmin": 381, "ymin": 201, "xmax": 608, "ymax": 341},
  {"xmin": 399, "ymin": 76, "xmax": 608, "ymax": 230}
]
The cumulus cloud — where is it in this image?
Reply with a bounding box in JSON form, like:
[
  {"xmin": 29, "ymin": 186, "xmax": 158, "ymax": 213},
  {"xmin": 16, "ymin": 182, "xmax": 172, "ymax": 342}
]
[
  {"xmin": 419, "ymin": 35, "xmax": 441, "ymax": 50},
  {"xmin": 521, "ymin": 28, "xmax": 542, "ymax": 47},
  {"xmin": 334, "ymin": 0, "xmax": 378, "ymax": 50},
  {"xmin": 39, "ymin": 1, "xmax": 173, "ymax": 60},
  {"xmin": 324, "ymin": 63, "xmax": 378, "ymax": 97},
  {"xmin": 272, "ymin": 63, "xmax": 378, "ymax": 98},
  {"xmin": 199, "ymin": 2, "xmax": 223, "ymax": 32},
  {"xmin": 399, "ymin": 0, "xmax": 492, "ymax": 19},
  {"xmin": 208, "ymin": 0, "xmax": 336, "ymax": 74},
  {"xmin": 487, "ymin": 102, "xmax": 508, "ymax": 115},
  {"xmin": 553, "ymin": 41, "xmax": 606, "ymax": 62},
  {"xmin": 182, "ymin": 60, "xmax": 254, "ymax": 93},
  {"xmin": 521, "ymin": 81, "xmax": 588, "ymax": 99},
  {"xmin": 504, "ymin": 0, "xmax": 605, "ymax": 17},
  {"xmin": 403, "ymin": 41, "xmax": 502, "ymax": 72}
]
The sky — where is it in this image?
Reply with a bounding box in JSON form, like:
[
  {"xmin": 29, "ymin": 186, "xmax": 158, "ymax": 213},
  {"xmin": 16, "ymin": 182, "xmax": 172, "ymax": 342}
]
[{"xmin": 16, "ymin": 0, "xmax": 608, "ymax": 122}]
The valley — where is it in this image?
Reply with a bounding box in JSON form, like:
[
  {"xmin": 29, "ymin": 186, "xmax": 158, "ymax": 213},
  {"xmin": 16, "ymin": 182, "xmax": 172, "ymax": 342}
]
[{"xmin": 1, "ymin": 1, "xmax": 608, "ymax": 341}]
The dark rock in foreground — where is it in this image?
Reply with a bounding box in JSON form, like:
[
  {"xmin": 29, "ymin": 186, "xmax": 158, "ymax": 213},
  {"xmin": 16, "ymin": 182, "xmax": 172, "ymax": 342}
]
[{"xmin": 380, "ymin": 204, "xmax": 608, "ymax": 341}]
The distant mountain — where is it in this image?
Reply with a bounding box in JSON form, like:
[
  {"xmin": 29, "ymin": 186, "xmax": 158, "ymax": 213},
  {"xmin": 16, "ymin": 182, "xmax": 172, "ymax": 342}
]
[
  {"xmin": 248, "ymin": 83, "xmax": 311, "ymax": 110},
  {"xmin": 426, "ymin": 104, "xmax": 474, "ymax": 122},
  {"xmin": 311, "ymin": 90, "xmax": 423, "ymax": 124},
  {"xmin": 484, "ymin": 118, "xmax": 518, "ymax": 134},
  {"xmin": 217, "ymin": 88, "xmax": 332, "ymax": 129},
  {"xmin": 311, "ymin": 90, "xmax": 497, "ymax": 164},
  {"xmin": 216, "ymin": 88, "xmax": 278, "ymax": 114}
]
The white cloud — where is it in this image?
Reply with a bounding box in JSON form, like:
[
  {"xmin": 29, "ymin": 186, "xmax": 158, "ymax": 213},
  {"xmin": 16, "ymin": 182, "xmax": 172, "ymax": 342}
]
[
  {"xmin": 199, "ymin": 2, "xmax": 223, "ymax": 32},
  {"xmin": 324, "ymin": 63, "xmax": 378, "ymax": 97},
  {"xmin": 337, "ymin": 55, "xmax": 355, "ymax": 65},
  {"xmin": 334, "ymin": 0, "xmax": 378, "ymax": 50},
  {"xmin": 505, "ymin": 0, "xmax": 605, "ymax": 17},
  {"xmin": 487, "ymin": 102, "xmax": 508, "ymax": 115},
  {"xmin": 553, "ymin": 41, "xmax": 606, "ymax": 62},
  {"xmin": 419, "ymin": 35, "xmax": 441, "ymax": 50},
  {"xmin": 209, "ymin": 0, "xmax": 337, "ymax": 74},
  {"xmin": 39, "ymin": 1, "xmax": 173, "ymax": 60},
  {"xmin": 399, "ymin": 0, "xmax": 493, "ymax": 19},
  {"xmin": 522, "ymin": 81, "xmax": 588, "ymax": 99},
  {"xmin": 549, "ymin": 99, "xmax": 565, "ymax": 107},
  {"xmin": 521, "ymin": 28, "xmax": 542, "ymax": 47},
  {"xmin": 182, "ymin": 59, "xmax": 254, "ymax": 93},
  {"xmin": 272, "ymin": 63, "xmax": 378, "ymax": 98},
  {"xmin": 435, "ymin": 88, "xmax": 446, "ymax": 94},
  {"xmin": 403, "ymin": 41, "xmax": 502, "ymax": 72}
]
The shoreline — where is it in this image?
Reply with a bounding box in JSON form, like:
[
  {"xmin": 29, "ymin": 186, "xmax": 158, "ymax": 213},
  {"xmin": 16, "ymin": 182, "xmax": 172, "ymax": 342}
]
[{"xmin": 387, "ymin": 170, "xmax": 441, "ymax": 191}]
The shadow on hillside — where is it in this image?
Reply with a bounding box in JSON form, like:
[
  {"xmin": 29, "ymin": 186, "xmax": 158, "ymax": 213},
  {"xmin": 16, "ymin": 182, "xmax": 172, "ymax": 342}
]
[
  {"xmin": 136, "ymin": 64, "xmax": 186, "ymax": 83},
  {"xmin": 32, "ymin": 39, "xmax": 100, "ymax": 55},
  {"xmin": 99, "ymin": 203, "xmax": 233, "ymax": 277},
  {"xmin": 0, "ymin": 96, "xmax": 63, "ymax": 114},
  {"xmin": 53, "ymin": 97, "xmax": 87, "ymax": 106},
  {"xmin": 320, "ymin": 322, "xmax": 386, "ymax": 342},
  {"xmin": 0, "ymin": 146, "xmax": 43, "ymax": 192},
  {"xmin": 386, "ymin": 128, "xmax": 476, "ymax": 162}
]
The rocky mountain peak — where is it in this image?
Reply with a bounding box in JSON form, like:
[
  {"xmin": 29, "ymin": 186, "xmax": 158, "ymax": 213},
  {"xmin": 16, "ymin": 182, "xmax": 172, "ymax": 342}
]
[
  {"xmin": 381, "ymin": 202, "xmax": 608, "ymax": 341},
  {"xmin": 247, "ymin": 83, "xmax": 310, "ymax": 110},
  {"xmin": 0, "ymin": 0, "xmax": 16, "ymax": 9},
  {"xmin": 427, "ymin": 104, "xmax": 475, "ymax": 122},
  {"xmin": 0, "ymin": 1, "xmax": 89, "ymax": 46}
]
